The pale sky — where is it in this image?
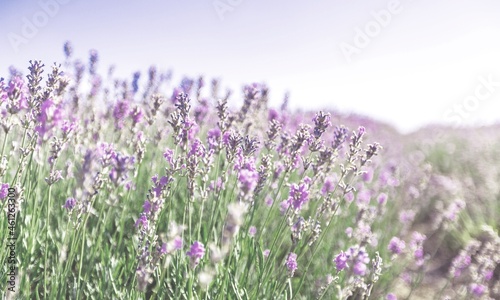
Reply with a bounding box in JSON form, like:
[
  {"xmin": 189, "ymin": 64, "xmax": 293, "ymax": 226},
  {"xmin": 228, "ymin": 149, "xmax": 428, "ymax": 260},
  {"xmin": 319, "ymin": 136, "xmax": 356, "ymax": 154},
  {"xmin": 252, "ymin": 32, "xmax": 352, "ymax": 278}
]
[{"xmin": 1, "ymin": 0, "xmax": 500, "ymax": 133}]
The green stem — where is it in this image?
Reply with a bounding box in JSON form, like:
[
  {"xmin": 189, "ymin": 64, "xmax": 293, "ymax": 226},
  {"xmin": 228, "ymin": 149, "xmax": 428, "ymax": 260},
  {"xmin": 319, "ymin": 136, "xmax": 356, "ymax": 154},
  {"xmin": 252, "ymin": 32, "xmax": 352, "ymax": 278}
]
[
  {"xmin": 54, "ymin": 221, "xmax": 72, "ymax": 299},
  {"xmin": 76, "ymin": 224, "xmax": 87, "ymax": 300},
  {"xmin": 43, "ymin": 184, "xmax": 53, "ymax": 297}
]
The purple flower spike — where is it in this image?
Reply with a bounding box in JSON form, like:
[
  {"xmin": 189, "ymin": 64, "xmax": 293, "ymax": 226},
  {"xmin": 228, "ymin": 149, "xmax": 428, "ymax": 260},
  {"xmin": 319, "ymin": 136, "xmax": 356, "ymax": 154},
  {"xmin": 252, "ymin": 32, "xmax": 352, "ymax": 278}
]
[
  {"xmin": 163, "ymin": 148, "xmax": 174, "ymax": 165},
  {"xmin": 335, "ymin": 251, "xmax": 349, "ymax": 271},
  {"xmin": 187, "ymin": 241, "xmax": 205, "ymax": 266},
  {"xmin": 286, "ymin": 179, "xmax": 310, "ymax": 211},
  {"xmin": 159, "ymin": 243, "xmax": 168, "ymax": 255},
  {"xmin": 286, "ymin": 252, "xmax": 298, "ymax": 275},
  {"xmin": 0, "ymin": 183, "xmax": 9, "ymax": 200},
  {"xmin": 63, "ymin": 197, "xmax": 77, "ymax": 210},
  {"xmin": 135, "ymin": 214, "xmax": 149, "ymax": 230},
  {"xmin": 188, "ymin": 139, "xmax": 205, "ymax": 158},
  {"xmin": 238, "ymin": 168, "xmax": 259, "ymax": 195},
  {"xmin": 113, "ymin": 100, "xmax": 130, "ymax": 130},
  {"xmin": 143, "ymin": 200, "xmax": 152, "ymax": 214},
  {"xmin": 353, "ymin": 261, "xmax": 367, "ymax": 276},
  {"xmin": 388, "ymin": 237, "xmax": 406, "ymax": 255}
]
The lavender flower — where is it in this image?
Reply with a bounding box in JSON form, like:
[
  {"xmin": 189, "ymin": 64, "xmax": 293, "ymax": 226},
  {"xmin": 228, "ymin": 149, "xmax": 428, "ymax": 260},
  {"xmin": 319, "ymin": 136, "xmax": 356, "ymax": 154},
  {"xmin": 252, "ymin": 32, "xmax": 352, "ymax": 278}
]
[
  {"xmin": 45, "ymin": 170, "xmax": 63, "ymax": 186},
  {"xmin": 312, "ymin": 111, "xmax": 331, "ymax": 139},
  {"xmin": 163, "ymin": 148, "xmax": 174, "ymax": 166},
  {"xmin": 248, "ymin": 226, "xmax": 257, "ymax": 237},
  {"xmin": 63, "ymin": 41, "xmax": 73, "ymax": 59},
  {"xmin": 469, "ymin": 283, "xmax": 486, "ymax": 297},
  {"xmin": 388, "ymin": 237, "xmax": 406, "ymax": 255},
  {"xmin": 98, "ymin": 143, "xmax": 117, "ymax": 167},
  {"xmin": 410, "ymin": 232, "xmax": 426, "ymax": 266},
  {"xmin": 74, "ymin": 60, "xmax": 85, "ymax": 83},
  {"xmin": 187, "ymin": 241, "xmax": 205, "ymax": 267},
  {"xmin": 159, "ymin": 242, "xmax": 168, "ymax": 256},
  {"xmin": 188, "ymin": 138, "xmax": 205, "ymax": 158},
  {"xmin": 352, "ymin": 249, "xmax": 370, "ymax": 276},
  {"xmin": 180, "ymin": 77, "xmax": 194, "ymax": 94},
  {"xmin": 399, "ymin": 210, "xmax": 416, "ymax": 225},
  {"xmin": 362, "ymin": 167, "xmax": 374, "ymax": 182},
  {"xmin": 173, "ymin": 236, "xmax": 183, "ymax": 250},
  {"xmin": 113, "ymin": 100, "xmax": 130, "ymax": 130},
  {"xmin": 35, "ymin": 99, "xmax": 63, "ymax": 141},
  {"xmin": 60, "ymin": 120, "xmax": 78, "ymax": 137},
  {"xmin": 151, "ymin": 175, "xmax": 170, "ymax": 198},
  {"xmin": 0, "ymin": 183, "xmax": 9, "ymax": 200},
  {"xmin": 286, "ymin": 178, "xmax": 311, "ymax": 211},
  {"xmin": 450, "ymin": 253, "xmax": 472, "ymax": 278},
  {"xmin": 263, "ymin": 249, "xmax": 270, "ymax": 257},
  {"xmin": 63, "ymin": 197, "xmax": 77, "ymax": 210},
  {"xmin": 89, "ymin": 49, "xmax": 98, "ymax": 75},
  {"xmin": 132, "ymin": 71, "xmax": 140, "ymax": 93},
  {"xmin": 238, "ymin": 168, "xmax": 259, "ymax": 197},
  {"xmin": 377, "ymin": 193, "xmax": 388, "ymax": 205},
  {"xmin": 335, "ymin": 251, "xmax": 349, "ymax": 271},
  {"xmin": 129, "ymin": 106, "xmax": 143, "ymax": 127},
  {"xmin": 142, "ymin": 201, "xmax": 152, "ymax": 214},
  {"xmin": 109, "ymin": 153, "xmax": 134, "ymax": 186},
  {"xmin": 268, "ymin": 108, "xmax": 279, "ymax": 121},
  {"xmin": 207, "ymin": 128, "xmax": 221, "ymax": 151},
  {"xmin": 89, "ymin": 75, "xmax": 102, "ymax": 97},
  {"xmin": 286, "ymin": 252, "xmax": 298, "ymax": 276},
  {"xmin": 332, "ymin": 125, "xmax": 349, "ymax": 150},
  {"xmin": 135, "ymin": 214, "xmax": 149, "ymax": 230},
  {"xmin": 345, "ymin": 191, "xmax": 354, "ymax": 202},
  {"xmin": 194, "ymin": 98, "xmax": 209, "ymax": 124},
  {"xmin": 386, "ymin": 293, "xmax": 397, "ymax": 300},
  {"xmin": 321, "ymin": 176, "xmax": 336, "ymax": 195},
  {"xmin": 334, "ymin": 246, "xmax": 371, "ymax": 276},
  {"xmin": 0, "ymin": 78, "xmax": 7, "ymax": 104}
]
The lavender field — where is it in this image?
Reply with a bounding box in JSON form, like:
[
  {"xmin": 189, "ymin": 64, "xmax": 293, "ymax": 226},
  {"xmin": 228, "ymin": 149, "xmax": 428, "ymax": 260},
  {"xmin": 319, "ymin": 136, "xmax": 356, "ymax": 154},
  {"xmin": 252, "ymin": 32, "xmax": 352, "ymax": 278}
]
[{"xmin": 0, "ymin": 44, "xmax": 499, "ymax": 299}]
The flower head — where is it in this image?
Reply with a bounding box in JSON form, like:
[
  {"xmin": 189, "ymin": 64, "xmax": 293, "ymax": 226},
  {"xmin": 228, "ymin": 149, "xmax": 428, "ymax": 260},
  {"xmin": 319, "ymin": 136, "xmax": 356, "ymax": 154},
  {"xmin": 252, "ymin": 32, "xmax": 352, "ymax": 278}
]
[
  {"xmin": 63, "ymin": 197, "xmax": 77, "ymax": 210},
  {"xmin": 286, "ymin": 252, "xmax": 298, "ymax": 276},
  {"xmin": 135, "ymin": 214, "xmax": 149, "ymax": 230},
  {"xmin": 388, "ymin": 237, "xmax": 406, "ymax": 255},
  {"xmin": 248, "ymin": 226, "xmax": 257, "ymax": 237},
  {"xmin": 0, "ymin": 183, "xmax": 9, "ymax": 200},
  {"xmin": 377, "ymin": 193, "xmax": 388, "ymax": 205},
  {"xmin": 335, "ymin": 251, "xmax": 349, "ymax": 271},
  {"xmin": 187, "ymin": 241, "xmax": 205, "ymax": 267},
  {"xmin": 469, "ymin": 283, "xmax": 486, "ymax": 297}
]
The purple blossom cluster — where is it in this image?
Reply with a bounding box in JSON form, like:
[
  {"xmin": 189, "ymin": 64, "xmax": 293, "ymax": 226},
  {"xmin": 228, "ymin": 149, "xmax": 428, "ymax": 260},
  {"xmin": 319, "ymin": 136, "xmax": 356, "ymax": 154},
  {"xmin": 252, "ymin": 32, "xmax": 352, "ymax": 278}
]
[
  {"xmin": 334, "ymin": 246, "xmax": 371, "ymax": 276},
  {"xmin": 280, "ymin": 177, "xmax": 311, "ymax": 213},
  {"xmin": 187, "ymin": 241, "xmax": 205, "ymax": 267}
]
